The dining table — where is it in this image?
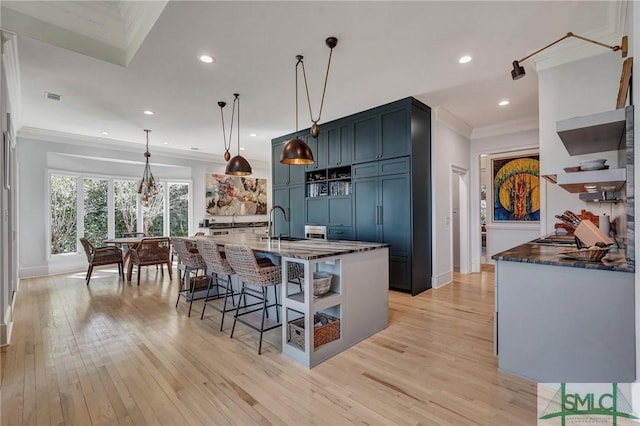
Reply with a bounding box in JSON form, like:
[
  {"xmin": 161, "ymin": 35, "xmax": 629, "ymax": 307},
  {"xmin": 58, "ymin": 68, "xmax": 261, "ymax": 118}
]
[{"xmin": 103, "ymin": 237, "xmax": 145, "ymax": 266}]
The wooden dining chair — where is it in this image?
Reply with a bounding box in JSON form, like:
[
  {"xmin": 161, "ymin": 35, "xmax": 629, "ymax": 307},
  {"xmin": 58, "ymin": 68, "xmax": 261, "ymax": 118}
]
[
  {"xmin": 127, "ymin": 237, "xmax": 172, "ymax": 286},
  {"xmin": 79, "ymin": 238, "xmax": 125, "ymax": 285}
]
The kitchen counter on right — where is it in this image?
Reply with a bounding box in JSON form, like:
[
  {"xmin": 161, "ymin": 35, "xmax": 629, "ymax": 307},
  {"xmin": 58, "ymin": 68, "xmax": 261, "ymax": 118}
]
[
  {"xmin": 492, "ymin": 239, "xmax": 633, "ymax": 273},
  {"xmin": 493, "ymin": 239, "xmax": 635, "ymax": 383}
]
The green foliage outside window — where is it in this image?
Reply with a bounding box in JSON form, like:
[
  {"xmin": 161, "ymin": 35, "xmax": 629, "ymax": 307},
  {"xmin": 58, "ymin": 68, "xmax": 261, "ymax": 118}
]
[
  {"xmin": 143, "ymin": 182, "xmax": 164, "ymax": 237},
  {"xmin": 169, "ymin": 183, "xmax": 189, "ymax": 237},
  {"xmin": 83, "ymin": 178, "xmax": 108, "ymax": 246},
  {"xmin": 114, "ymin": 180, "xmax": 137, "ymax": 237},
  {"xmin": 50, "ymin": 175, "xmax": 77, "ymax": 254}
]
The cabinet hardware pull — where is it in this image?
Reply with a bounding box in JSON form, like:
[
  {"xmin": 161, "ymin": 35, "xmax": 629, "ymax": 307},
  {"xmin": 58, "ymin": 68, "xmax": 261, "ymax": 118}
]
[{"xmin": 375, "ymin": 206, "xmax": 379, "ymax": 224}]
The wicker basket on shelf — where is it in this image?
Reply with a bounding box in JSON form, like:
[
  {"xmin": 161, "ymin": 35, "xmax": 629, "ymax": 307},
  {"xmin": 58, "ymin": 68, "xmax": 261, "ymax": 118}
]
[{"xmin": 288, "ymin": 312, "xmax": 340, "ymax": 349}]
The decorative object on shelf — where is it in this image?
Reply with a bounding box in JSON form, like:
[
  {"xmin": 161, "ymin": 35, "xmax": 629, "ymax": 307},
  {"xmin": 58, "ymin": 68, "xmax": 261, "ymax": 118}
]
[
  {"xmin": 312, "ymin": 271, "xmax": 333, "ymax": 296},
  {"xmin": 511, "ymin": 33, "xmax": 627, "ymax": 80},
  {"xmin": 218, "ymin": 100, "xmax": 232, "ymax": 161},
  {"xmin": 281, "ymin": 36, "xmax": 338, "ymax": 165},
  {"xmin": 288, "ymin": 312, "xmax": 340, "ymax": 349},
  {"xmin": 616, "ymin": 57, "xmax": 633, "ymax": 109},
  {"xmin": 205, "ymin": 173, "xmax": 267, "ymax": 216},
  {"xmin": 138, "ymin": 129, "xmax": 158, "ymax": 207},
  {"xmin": 221, "ymin": 93, "xmax": 252, "ymax": 176},
  {"xmin": 491, "ymin": 152, "xmax": 540, "ymax": 222}
]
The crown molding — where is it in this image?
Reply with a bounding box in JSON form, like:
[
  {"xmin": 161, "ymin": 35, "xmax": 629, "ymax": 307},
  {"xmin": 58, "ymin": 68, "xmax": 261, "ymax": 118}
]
[
  {"xmin": 434, "ymin": 107, "xmax": 473, "ymax": 139},
  {"xmin": 471, "ymin": 116, "xmax": 539, "ymax": 140},
  {"xmin": 1, "ymin": 30, "xmax": 21, "ymax": 140},
  {"xmin": 16, "ymin": 127, "xmax": 271, "ymax": 169}
]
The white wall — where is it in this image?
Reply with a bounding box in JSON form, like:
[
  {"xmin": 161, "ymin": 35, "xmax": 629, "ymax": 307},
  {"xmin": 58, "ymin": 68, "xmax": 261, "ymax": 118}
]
[
  {"xmin": 470, "ymin": 129, "xmax": 539, "ymax": 271},
  {"xmin": 16, "ymin": 134, "xmax": 270, "ymax": 278},
  {"xmin": 538, "ymin": 52, "xmax": 624, "ymax": 235},
  {"xmin": 432, "ymin": 117, "xmax": 470, "ymax": 288}
]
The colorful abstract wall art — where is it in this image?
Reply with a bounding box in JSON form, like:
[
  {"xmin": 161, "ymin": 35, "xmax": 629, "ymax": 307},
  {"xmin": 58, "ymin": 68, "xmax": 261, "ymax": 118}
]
[
  {"xmin": 492, "ymin": 154, "xmax": 540, "ymax": 222},
  {"xmin": 205, "ymin": 174, "xmax": 267, "ymax": 216}
]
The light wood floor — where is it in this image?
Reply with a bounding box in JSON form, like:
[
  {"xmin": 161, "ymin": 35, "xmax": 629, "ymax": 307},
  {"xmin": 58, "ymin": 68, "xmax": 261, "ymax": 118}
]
[{"xmin": 1, "ymin": 265, "xmax": 537, "ymax": 425}]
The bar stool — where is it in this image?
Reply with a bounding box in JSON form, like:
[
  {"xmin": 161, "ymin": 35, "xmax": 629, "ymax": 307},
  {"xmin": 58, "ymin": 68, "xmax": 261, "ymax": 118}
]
[
  {"xmin": 224, "ymin": 244, "xmax": 281, "ymax": 355},
  {"xmin": 171, "ymin": 238, "xmax": 207, "ymax": 317},
  {"xmin": 196, "ymin": 239, "xmax": 238, "ymax": 331}
]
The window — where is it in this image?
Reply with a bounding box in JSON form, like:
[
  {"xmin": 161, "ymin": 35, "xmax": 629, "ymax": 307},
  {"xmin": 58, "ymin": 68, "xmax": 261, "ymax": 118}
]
[
  {"xmin": 49, "ymin": 173, "xmax": 190, "ymax": 255},
  {"xmin": 143, "ymin": 183, "xmax": 165, "ymax": 237},
  {"xmin": 114, "ymin": 180, "xmax": 138, "ymax": 237},
  {"xmin": 50, "ymin": 175, "xmax": 77, "ymax": 254},
  {"xmin": 83, "ymin": 178, "xmax": 108, "ymax": 246},
  {"xmin": 169, "ymin": 183, "xmax": 189, "ymax": 237}
]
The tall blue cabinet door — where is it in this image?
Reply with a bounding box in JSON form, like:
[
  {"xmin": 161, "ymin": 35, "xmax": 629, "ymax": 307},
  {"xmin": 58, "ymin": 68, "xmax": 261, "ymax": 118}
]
[
  {"xmin": 289, "ymin": 162, "xmax": 306, "ymax": 185},
  {"xmin": 328, "ymin": 124, "xmax": 353, "ymax": 166},
  {"xmin": 353, "ymin": 177, "xmax": 379, "ymax": 243},
  {"xmin": 272, "ymin": 142, "xmax": 290, "ymax": 186},
  {"xmin": 352, "ymin": 116, "xmax": 379, "ymax": 163},
  {"xmin": 380, "ymin": 173, "xmax": 411, "ymax": 257},
  {"xmin": 305, "ymin": 197, "xmax": 328, "ymax": 226},
  {"xmin": 304, "ymin": 133, "xmax": 328, "ymax": 171},
  {"xmin": 380, "ymin": 108, "xmax": 410, "ymax": 159},
  {"xmin": 288, "ymin": 185, "xmax": 306, "ymax": 238},
  {"xmin": 328, "ymin": 197, "xmax": 352, "ymax": 226},
  {"xmin": 272, "ymin": 186, "xmax": 290, "ymax": 236}
]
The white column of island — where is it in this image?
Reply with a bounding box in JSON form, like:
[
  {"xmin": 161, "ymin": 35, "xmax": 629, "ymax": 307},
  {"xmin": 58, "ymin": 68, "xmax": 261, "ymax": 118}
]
[{"xmin": 203, "ymin": 234, "xmax": 389, "ymax": 368}]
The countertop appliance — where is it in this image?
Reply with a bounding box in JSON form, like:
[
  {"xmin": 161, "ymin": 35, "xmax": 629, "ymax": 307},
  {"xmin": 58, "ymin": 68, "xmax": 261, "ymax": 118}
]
[{"xmin": 305, "ymin": 225, "xmax": 327, "ymax": 240}]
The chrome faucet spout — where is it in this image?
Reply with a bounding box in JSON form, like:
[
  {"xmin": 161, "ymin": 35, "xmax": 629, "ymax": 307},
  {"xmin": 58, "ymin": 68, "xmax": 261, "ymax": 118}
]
[{"xmin": 268, "ymin": 205, "xmax": 287, "ymax": 238}]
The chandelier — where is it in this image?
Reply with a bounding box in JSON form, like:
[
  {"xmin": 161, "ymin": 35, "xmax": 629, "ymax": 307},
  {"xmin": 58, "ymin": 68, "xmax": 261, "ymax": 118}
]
[{"xmin": 138, "ymin": 129, "xmax": 158, "ymax": 207}]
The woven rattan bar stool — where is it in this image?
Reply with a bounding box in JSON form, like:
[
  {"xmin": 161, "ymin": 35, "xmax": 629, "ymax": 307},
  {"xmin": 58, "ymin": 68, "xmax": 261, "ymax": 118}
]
[
  {"xmin": 171, "ymin": 238, "xmax": 207, "ymax": 317},
  {"xmin": 196, "ymin": 239, "xmax": 239, "ymax": 331},
  {"xmin": 224, "ymin": 244, "xmax": 282, "ymax": 354}
]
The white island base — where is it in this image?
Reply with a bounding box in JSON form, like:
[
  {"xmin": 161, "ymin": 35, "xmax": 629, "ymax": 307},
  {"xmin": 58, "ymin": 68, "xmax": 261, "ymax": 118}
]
[{"xmin": 280, "ymin": 248, "xmax": 389, "ymax": 368}]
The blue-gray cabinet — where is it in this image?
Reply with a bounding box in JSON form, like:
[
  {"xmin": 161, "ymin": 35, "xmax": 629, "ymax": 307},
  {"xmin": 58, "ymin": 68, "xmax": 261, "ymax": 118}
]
[
  {"xmin": 272, "ymin": 97, "xmax": 431, "ymax": 295},
  {"xmin": 272, "ymin": 185, "xmax": 305, "ymax": 238},
  {"xmin": 272, "ymin": 140, "xmax": 305, "ymax": 186},
  {"xmin": 354, "ymin": 165, "xmax": 411, "ymax": 291},
  {"xmin": 327, "ymin": 124, "xmax": 352, "ymax": 167}
]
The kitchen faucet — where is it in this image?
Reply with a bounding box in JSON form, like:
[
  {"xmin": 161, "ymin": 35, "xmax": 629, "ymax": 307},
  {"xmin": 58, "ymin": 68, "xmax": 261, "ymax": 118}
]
[{"xmin": 268, "ymin": 205, "xmax": 287, "ymax": 238}]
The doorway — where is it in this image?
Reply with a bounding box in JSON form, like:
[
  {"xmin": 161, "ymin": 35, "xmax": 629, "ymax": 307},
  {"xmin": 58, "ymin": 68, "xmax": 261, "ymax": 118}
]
[{"xmin": 451, "ymin": 166, "xmax": 470, "ymax": 274}]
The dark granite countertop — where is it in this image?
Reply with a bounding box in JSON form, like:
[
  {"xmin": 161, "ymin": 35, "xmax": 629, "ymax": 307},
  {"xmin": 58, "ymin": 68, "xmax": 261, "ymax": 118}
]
[
  {"xmin": 199, "ymin": 233, "xmax": 388, "ymax": 260},
  {"xmin": 492, "ymin": 240, "xmax": 633, "ymax": 273}
]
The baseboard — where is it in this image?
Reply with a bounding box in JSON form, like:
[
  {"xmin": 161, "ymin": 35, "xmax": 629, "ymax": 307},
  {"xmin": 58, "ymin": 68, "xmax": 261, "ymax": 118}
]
[
  {"xmin": 432, "ymin": 271, "xmax": 452, "ymax": 289},
  {"xmin": 18, "ymin": 265, "xmax": 50, "ymax": 279},
  {"xmin": 19, "ymin": 262, "xmax": 86, "ymax": 279}
]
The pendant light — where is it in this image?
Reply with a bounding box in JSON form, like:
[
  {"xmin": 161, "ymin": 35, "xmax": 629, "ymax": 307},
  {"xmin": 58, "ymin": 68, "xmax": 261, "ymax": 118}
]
[
  {"xmin": 137, "ymin": 129, "xmax": 158, "ymax": 207},
  {"xmin": 223, "ymin": 93, "xmax": 252, "ymax": 176},
  {"xmin": 218, "ymin": 101, "xmax": 232, "ymax": 161},
  {"xmin": 280, "ymin": 36, "xmax": 338, "ymax": 165}
]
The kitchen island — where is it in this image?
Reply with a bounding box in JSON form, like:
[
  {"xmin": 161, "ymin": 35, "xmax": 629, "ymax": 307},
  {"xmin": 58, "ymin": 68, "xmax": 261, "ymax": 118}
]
[
  {"xmin": 493, "ymin": 241, "xmax": 635, "ymax": 382},
  {"xmin": 202, "ymin": 234, "xmax": 389, "ymax": 368}
]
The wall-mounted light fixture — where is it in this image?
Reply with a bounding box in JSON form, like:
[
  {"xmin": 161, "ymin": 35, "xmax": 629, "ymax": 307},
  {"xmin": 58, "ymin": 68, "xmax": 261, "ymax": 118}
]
[
  {"xmin": 511, "ymin": 32, "xmax": 627, "ymax": 80},
  {"xmin": 280, "ymin": 37, "xmax": 338, "ymax": 165}
]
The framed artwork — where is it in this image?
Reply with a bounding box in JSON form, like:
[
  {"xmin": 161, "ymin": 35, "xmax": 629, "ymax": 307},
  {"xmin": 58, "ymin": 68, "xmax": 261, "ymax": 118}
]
[
  {"xmin": 491, "ymin": 153, "xmax": 540, "ymax": 222},
  {"xmin": 205, "ymin": 174, "xmax": 267, "ymax": 216}
]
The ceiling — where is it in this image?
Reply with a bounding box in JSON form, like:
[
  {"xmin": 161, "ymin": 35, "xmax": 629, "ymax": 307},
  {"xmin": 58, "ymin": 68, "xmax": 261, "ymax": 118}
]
[{"xmin": 0, "ymin": 1, "xmax": 628, "ymax": 165}]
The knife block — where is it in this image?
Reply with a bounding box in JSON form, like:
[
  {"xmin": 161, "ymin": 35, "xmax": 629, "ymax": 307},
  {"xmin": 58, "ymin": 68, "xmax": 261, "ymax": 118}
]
[{"xmin": 574, "ymin": 220, "xmax": 615, "ymax": 247}]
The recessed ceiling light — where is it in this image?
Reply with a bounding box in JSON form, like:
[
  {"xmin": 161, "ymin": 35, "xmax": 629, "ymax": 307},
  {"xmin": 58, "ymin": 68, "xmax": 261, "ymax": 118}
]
[
  {"xmin": 498, "ymin": 100, "xmax": 510, "ymax": 106},
  {"xmin": 250, "ymin": 133, "xmax": 257, "ymax": 137},
  {"xmin": 240, "ymin": 147, "xmax": 246, "ymax": 151},
  {"xmin": 143, "ymin": 110, "xmax": 154, "ymax": 115},
  {"xmin": 101, "ymin": 131, "xmax": 109, "ymax": 136},
  {"xmin": 199, "ymin": 55, "xmax": 214, "ymax": 64},
  {"xmin": 163, "ymin": 142, "xmax": 169, "ymax": 145},
  {"xmin": 458, "ymin": 55, "xmax": 472, "ymax": 64}
]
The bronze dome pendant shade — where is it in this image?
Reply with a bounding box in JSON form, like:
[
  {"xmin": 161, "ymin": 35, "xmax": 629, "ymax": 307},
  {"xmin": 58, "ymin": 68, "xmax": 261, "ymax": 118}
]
[
  {"xmin": 281, "ymin": 36, "xmax": 338, "ymax": 165},
  {"xmin": 219, "ymin": 93, "xmax": 252, "ymax": 176}
]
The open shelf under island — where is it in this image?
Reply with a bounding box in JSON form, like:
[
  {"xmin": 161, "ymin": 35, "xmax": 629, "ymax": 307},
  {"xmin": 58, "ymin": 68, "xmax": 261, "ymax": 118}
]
[{"xmin": 200, "ymin": 233, "xmax": 389, "ymax": 368}]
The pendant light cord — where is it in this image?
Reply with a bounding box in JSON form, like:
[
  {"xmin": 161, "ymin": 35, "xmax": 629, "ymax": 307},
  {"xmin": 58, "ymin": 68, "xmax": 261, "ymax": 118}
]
[
  {"xmin": 220, "ymin": 104, "xmax": 231, "ymax": 152},
  {"xmin": 235, "ymin": 94, "xmax": 240, "ymax": 154},
  {"xmin": 300, "ymin": 44, "xmax": 334, "ymax": 125}
]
